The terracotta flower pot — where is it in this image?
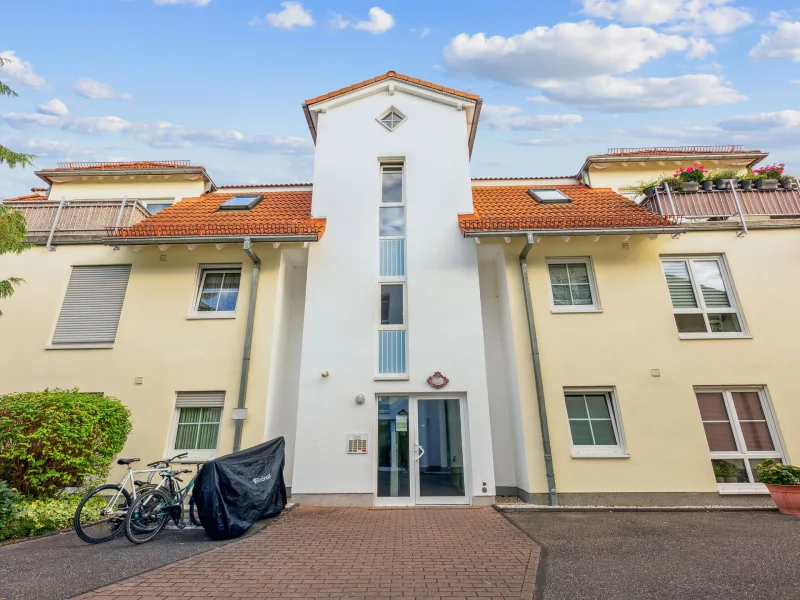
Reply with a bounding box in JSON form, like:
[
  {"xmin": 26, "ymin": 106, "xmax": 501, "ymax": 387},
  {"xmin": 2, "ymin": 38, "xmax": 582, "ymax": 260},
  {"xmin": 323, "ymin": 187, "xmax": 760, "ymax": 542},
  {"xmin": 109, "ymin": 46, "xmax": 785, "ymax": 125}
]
[{"xmin": 766, "ymin": 484, "xmax": 800, "ymax": 515}]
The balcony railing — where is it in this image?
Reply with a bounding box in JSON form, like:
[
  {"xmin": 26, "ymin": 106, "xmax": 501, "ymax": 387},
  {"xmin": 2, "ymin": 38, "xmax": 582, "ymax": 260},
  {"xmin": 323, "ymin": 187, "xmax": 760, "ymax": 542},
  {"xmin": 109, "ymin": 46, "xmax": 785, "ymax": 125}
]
[
  {"xmin": 641, "ymin": 185, "xmax": 800, "ymax": 220},
  {"xmin": 3, "ymin": 198, "xmax": 152, "ymax": 246},
  {"xmin": 607, "ymin": 145, "xmax": 745, "ymax": 155}
]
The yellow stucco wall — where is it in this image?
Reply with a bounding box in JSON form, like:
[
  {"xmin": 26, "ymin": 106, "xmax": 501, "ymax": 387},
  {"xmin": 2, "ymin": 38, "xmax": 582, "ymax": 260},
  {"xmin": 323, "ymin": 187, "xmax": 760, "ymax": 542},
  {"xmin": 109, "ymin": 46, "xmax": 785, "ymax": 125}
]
[
  {"xmin": 47, "ymin": 178, "xmax": 206, "ymax": 202},
  {"xmin": 0, "ymin": 242, "xmax": 280, "ymax": 478},
  {"xmin": 501, "ymin": 227, "xmax": 800, "ymax": 494},
  {"xmin": 586, "ymin": 157, "xmax": 759, "ymax": 195}
]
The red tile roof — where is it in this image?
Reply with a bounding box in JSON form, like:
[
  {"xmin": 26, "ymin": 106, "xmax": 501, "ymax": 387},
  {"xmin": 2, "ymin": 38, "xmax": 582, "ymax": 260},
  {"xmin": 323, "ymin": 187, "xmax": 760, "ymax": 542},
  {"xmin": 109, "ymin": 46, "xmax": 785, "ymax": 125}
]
[
  {"xmin": 305, "ymin": 71, "xmax": 480, "ymax": 105},
  {"xmin": 2, "ymin": 193, "xmax": 48, "ymax": 202},
  {"xmin": 112, "ymin": 192, "xmax": 325, "ymax": 239},
  {"xmin": 460, "ymin": 185, "xmax": 676, "ymax": 233},
  {"xmin": 53, "ymin": 160, "xmax": 200, "ymax": 171}
]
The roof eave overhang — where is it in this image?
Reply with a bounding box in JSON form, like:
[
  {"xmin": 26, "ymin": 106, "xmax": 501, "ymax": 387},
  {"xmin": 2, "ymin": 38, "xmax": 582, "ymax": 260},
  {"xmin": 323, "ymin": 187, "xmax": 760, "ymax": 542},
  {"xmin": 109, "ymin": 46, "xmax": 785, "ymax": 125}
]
[
  {"xmin": 103, "ymin": 233, "xmax": 319, "ymax": 246},
  {"xmin": 579, "ymin": 153, "xmax": 769, "ymax": 175},
  {"xmin": 463, "ymin": 226, "xmax": 687, "ymax": 238},
  {"xmin": 36, "ymin": 168, "xmax": 217, "ymax": 191}
]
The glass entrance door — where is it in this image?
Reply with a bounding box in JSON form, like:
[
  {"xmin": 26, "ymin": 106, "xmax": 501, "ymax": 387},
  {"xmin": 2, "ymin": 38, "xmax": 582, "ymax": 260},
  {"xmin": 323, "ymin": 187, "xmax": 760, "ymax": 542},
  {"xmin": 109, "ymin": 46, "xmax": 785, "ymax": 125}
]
[
  {"xmin": 377, "ymin": 396, "xmax": 411, "ymax": 504},
  {"xmin": 413, "ymin": 398, "xmax": 469, "ymax": 505}
]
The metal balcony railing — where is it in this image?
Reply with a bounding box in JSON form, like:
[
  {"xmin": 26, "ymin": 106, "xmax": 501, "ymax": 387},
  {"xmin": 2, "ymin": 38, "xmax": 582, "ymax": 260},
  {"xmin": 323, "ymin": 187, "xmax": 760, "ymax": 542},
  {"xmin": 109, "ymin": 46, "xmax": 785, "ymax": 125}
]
[
  {"xmin": 3, "ymin": 198, "xmax": 152, "ymax": 247},
  {"xmin": 607, "ymin": 145, "xmax": 745, "ymax": 155}
]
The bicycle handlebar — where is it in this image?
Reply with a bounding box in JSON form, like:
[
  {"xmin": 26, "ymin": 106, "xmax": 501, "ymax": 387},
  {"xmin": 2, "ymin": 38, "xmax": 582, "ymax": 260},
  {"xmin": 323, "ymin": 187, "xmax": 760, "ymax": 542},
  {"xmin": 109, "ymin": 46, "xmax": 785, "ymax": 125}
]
[{"xmin": 146, "ymin": 452, "xmax": 188, "ymax": 468}]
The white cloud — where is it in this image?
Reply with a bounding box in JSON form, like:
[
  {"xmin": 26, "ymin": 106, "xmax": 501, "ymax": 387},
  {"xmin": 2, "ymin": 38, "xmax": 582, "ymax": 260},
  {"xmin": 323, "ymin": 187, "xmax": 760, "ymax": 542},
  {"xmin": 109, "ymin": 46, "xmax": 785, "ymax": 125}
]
[
  {"xmin": 581, "ymin": 0, "xmax": 753, "ymax": 35},
  {"xmin": 153, "ymin": 0, "xmax": 212, "ymax": 5},
  {"xmin": 791, "ymin": 79, "xmax": 800, "ymax": 84},
  {"xmin": 7, "ymin": 137, "xmax": 89, "ymax": 157},
  {"xmin": 443, "ymin": 22, "xmax": 688, "ymax": 85},
  {"xmin": 526, "ymin": 96, "xmax": 550, "ymax": 104},
  {"xmin": 353, "ymin": 7, "xmax": 394, "ymax": 35},
  {"xmin": 252, "ymin": 2, "xmax": 314, "ymax": 30},
  {"xmin": 686, "ymin": 37, "xmax": 715, "ymax": 59},
  {"xmin": 0, "ymin": 50, "xmax": 47, "ymax": 89},
  {"xmin": 718, "ymin": 110, "xmax": 800, "ymax": 131},
  {"xmin": 749, "ymin": 22, "xmax": 800, "ymax": 62},
  {"xmin": 482, "ymin": 105, "xmax": 583, "ymax": 130},
  {"xmin": 418, "ymin": 27, "xmax": 431, "ymax": 38},
  {"xmin": 329, "ymin": 12, "xmax": 350, "ymax": 30},
  {"xmin": 536, "ymin": 74, "xmax": 746, "ymax": 111},
  {"xmin": 1, "ymin": 110, "xmax": 312, "ymax": 154},
  {"xmin": 74, "ymin": 78, "xmax": 132, "ymax": 100},
  {"xmin": 37, "ymin": 98, "xmax": 69, "ymax": 117}
]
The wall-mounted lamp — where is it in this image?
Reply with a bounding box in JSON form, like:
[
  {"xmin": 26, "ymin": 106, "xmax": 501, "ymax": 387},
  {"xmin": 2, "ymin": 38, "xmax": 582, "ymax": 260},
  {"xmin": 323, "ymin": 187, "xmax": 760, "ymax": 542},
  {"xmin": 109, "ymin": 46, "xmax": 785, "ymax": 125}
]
[{"xmin": 355, "ymin": 394, "xmax": 366, "ymax": 405}]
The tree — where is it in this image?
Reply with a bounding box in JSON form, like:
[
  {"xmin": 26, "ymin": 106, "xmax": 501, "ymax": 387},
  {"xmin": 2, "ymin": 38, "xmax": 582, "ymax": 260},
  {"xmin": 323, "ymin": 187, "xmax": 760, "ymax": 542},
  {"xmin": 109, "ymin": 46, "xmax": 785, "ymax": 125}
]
[{"xmin": 1, "ymin": 55, "xmax": 34, "ymax": 315}]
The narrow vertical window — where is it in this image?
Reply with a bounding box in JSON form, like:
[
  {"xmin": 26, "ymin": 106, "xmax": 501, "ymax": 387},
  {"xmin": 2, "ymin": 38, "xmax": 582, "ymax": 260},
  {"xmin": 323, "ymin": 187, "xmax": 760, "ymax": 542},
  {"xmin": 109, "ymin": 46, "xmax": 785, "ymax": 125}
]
[{"xmin": 378, "ymin": 164, "xmax": 407, "ymax": 376}]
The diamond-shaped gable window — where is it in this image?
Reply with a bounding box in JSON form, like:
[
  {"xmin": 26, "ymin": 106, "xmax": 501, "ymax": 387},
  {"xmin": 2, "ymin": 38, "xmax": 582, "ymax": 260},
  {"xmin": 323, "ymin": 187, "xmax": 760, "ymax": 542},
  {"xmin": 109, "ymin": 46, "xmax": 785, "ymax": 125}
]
[{"xmin": 378, "ymin": 108, "xmax": 406, "ymax": 131}]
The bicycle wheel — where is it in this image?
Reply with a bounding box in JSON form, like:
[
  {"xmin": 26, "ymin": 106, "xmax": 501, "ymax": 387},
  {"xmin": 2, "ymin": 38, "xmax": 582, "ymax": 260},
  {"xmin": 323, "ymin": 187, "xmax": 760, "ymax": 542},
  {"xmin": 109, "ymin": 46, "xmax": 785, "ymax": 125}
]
[
  {"xmin": 188, "ymin": 497, "xmax": 202, "ymax": 527},
  {"xmin": 74, "ymin": 484, "xmax": 132, "ymax": 544},
  {"xmin": 125, "ymin": 488, "xmax": 171, "ymax": 544}
]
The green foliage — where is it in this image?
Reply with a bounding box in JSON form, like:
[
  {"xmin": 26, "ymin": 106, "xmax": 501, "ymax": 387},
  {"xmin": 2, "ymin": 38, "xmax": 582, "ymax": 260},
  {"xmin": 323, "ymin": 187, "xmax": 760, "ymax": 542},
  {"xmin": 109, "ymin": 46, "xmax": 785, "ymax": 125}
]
[
  {"xmin": 753, "ymin": 163, "xmax": 785, "ymax": 180},
  {"xmin": 0, "ymin": 389, "xmax": 132, "ymax": 498},
  {"xmin": 709, "ymin": 167, "xmax": 743, "ymax": 181},
  {"xmin": 0, "ymin": 494, "xmax": 104, "ymax": 541},
  {"xmin": 0, "ymin": 56, "xmax": 35, "ymax": 169},
  {"xmin": 673, "ymin": 163, "xmax": 709, "ymax": 183},
  {"xmin": 756, "ymin": 459, "xmax": 800, "ymax": 486},
  {"xmin": 633, "ymin": 174, "xmax": 682, "ymax": 198},
  {"xmin": 712, "ymin": 460, "xmax": 738, "ymax": 479},
  {"xmin": 0, "ymin": 480, "xmax": 21, "ymax": 530}
]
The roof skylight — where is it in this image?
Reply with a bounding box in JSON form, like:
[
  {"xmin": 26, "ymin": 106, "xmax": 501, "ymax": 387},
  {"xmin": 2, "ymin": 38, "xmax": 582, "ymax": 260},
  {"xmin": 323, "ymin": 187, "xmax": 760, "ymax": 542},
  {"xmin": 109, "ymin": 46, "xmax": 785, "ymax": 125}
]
[
  {"xmin": 219, "ymin": 194, "xmax": 263, "ymax": 211},
  {"xmin": 527, "ymin": 188, "xmax": 572, "ymax": 204}
]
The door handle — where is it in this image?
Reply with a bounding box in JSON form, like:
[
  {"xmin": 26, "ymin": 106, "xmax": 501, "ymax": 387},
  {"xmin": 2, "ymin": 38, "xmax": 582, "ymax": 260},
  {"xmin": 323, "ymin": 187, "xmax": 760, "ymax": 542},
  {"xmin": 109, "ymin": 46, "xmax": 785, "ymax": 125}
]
[{"xmin": 414, "ymin": 443, "xmax": 425, "ymax": 461}]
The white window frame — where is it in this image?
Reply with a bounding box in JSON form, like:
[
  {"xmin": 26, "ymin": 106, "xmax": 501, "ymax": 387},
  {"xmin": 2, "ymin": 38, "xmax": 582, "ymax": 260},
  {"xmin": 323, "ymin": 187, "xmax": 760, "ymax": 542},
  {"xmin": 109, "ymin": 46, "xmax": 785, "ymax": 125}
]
[
  {"xmin": 376, "ymin": 107, "xmax": 408, "ymax": 132},
  {"xmin": 660, "ymin": 255, "xmax": 747, "ymax": 339},
  {"xmin": 376, "ymin": 162, "xmax": 408, "ymax": 379},
  {"xmin": 189, "ymin": 264, "xmax": 242, "ymax": 319},
  {"xmin": 545, "ymin": 257, "xmax": 602, "ymax": 313},
  {"xmin": 168, "ymin": 406, "xmax": 223, "ymax": 461},
  {"xmin": 142, "ymin": 198, "xmax": 175, "ymax": 214},
  {"xmin": 563, "ymin": 387, "xmax": 628, "ymax": 458},
  {"xmin": 695, "ymin": 386, "xmax": 786, "ymax": 495}
]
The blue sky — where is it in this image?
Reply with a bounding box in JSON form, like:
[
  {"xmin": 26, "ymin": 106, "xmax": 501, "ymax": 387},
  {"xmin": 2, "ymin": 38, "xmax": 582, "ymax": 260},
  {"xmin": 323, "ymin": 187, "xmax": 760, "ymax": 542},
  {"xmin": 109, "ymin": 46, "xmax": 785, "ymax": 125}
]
[{"xmin": 1, "ymin": 0, "xmax": 799, "ymax": 196}]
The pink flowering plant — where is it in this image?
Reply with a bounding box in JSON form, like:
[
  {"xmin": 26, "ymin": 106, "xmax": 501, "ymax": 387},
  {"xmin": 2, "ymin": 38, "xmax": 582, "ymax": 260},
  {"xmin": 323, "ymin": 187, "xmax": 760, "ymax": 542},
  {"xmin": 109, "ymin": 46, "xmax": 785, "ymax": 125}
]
[
  {"xmin": 753, "ymin": 163, "xmax": 786, "ymax": 180},
  {"xmin": 673, "ymin": 163, "xmax": 709, "ymax": 183}
]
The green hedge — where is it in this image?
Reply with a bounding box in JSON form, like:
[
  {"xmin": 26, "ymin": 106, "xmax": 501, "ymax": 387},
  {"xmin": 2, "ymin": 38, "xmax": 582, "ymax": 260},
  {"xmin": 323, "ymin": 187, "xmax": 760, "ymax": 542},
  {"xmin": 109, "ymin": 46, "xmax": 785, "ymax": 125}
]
[
  {"xmin": 0, "ymin": 492, "xmax": 104, "ymax": 541},
  {"xmin": 0, "ymin": 389, "xmax": 132, "ymax": 498}
]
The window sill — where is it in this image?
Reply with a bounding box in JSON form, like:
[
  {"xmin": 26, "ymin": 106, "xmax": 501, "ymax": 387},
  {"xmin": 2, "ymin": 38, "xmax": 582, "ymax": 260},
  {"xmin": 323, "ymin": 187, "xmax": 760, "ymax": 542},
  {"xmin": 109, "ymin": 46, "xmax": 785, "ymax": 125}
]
[
  {"xmin": 46, "ymin": 343, "xmax": 114, "ymax": 350},
  {"xmin": 374, "ymin": 375, "xmax": 410, "ymax": 381},
  {"xmin": 571, "ymin": 448, "xmax": 630, "ymax": 459},
  {"xmin": 552, "ymin": 307, "xmax": 603, "ymax": 314},
  {"xmin": 187, "ymin": 313, "xmax": 237, "ymax": 320},
  {"xmin": 678, "ymin": 334, "xmax": 752, "ymax": 340},
  {"xmin": 717, "ymin": 483, "xmax": 770, "ymax": 495}
]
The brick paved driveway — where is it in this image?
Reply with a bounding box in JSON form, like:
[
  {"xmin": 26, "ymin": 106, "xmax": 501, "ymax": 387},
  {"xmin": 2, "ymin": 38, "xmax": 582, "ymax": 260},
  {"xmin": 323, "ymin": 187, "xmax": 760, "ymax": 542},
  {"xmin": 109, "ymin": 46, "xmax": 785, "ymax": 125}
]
[{"xmin": 76, "ymin": 507, "xmax": 540, "ymax": 600}]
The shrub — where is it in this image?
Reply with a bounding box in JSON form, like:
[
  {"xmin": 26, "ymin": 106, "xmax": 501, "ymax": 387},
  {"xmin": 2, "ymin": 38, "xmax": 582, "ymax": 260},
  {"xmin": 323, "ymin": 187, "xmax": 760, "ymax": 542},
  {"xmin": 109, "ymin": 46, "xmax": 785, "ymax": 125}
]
[
  {"xmin": 673, "ymin": 163, "xmax": 709, "ymax": 183},
  {"xmin": 0, "ymin": 480, "xmax": 20, "ymax": 530},
  {"xmin": 0, "ymin": 389, "xmax": 132, "ymax": 498},
  {"xmin": 0, "ymin": 494, "xmax": 100, "ymax": 541},
  {"xmin": 756, "ymin": 459, "xmax": 800, "ymax": 486},
  {"xmin": 712, "ymin": 460, "xmax": 738, "ymax": 479}
]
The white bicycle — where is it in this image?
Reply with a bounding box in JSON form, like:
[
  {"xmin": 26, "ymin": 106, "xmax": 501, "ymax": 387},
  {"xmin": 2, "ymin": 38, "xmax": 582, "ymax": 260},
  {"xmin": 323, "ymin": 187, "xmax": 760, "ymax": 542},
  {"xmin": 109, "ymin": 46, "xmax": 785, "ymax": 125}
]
[{"xmin": 73, "ymin": 452, "xmax": 187, "ymax": 543}]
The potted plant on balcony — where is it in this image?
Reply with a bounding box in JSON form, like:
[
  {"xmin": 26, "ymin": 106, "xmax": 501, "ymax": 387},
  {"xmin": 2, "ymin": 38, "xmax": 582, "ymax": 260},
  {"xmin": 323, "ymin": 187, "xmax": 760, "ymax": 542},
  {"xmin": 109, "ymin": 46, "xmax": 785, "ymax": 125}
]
[
  {"xmin": 710, "ymin": 167, "xmax": 741, "ymax": 190},
  {"xmin": 756, "ymin": 459, "xmax": 800, "ymax": 515},
  {"xmin": 638, "ymin": 175, "xmax": 681, "ymax": 199},
  {"xmin": 753, "ymin": 163, "xmax": 784, "ymax": 190},
  {"xmin": 739, "ymin": 168, "xmax": 755, "ymax": 191},
  {"xmin": 673, "ymin": 164, "xmax": 707, "ymax": 192}
]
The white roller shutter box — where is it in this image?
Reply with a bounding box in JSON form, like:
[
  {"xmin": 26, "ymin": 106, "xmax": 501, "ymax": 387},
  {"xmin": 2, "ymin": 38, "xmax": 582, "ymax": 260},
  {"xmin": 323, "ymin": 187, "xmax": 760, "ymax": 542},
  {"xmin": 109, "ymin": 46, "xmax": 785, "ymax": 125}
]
[
  {"xmin": 52, "ymin": 265, "xmax": 131, "ymax": 345},
  {"xmin": 175, "ymin": 391, "xmax": 226, "ymax": 408}
]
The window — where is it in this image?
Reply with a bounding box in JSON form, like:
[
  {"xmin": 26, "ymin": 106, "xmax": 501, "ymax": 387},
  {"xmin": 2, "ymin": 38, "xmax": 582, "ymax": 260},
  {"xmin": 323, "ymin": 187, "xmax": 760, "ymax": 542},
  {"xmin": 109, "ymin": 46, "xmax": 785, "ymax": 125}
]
[
  {"xmin": 527, "ymin": 188, "xmax": 572, "ymax": 204},
  {"xmin": 546, "ymin": 258, "xmax": 601, "ymax": 312},
  {"xmin": 193, "ymin": 267, "xmax": 242, "ymax": 317},
  {"xmin": 661, "ymin": 256, "xmax": 745, "ymax": 337},
  {"xmin": 564, "ymin": 389, "xmax": 627, "ymax": 458},
  {"xmin": 143, "ymin": 200, "xmax": 173, "ymax": 214},
  {"xmin": 695, "ymin": 388, "xmax": 785, "ymax": 492},
  {"xmin": 377, "ymin": 108, "xmax": 406, "ymax": 131},
  {"xmin": 171, "ymin": 392, "xmax": 225, "ymax": 458},
  {"xmin": 377, "ymin": 164, "xmax": 407, "ymax": 376},
  {"xmin": 51, "ymin": 265, "xmax": 131, "ymax": 348},
  {"xmin": 219, "ymin": 194, "xmax": 263, "ymax": 211}
]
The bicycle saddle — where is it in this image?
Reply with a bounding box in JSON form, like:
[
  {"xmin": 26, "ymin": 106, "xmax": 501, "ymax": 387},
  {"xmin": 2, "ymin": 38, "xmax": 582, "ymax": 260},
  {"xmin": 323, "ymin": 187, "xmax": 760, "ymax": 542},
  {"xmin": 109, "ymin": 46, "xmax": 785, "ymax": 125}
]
[{"xmin": 117, "ymin": 457, "xmax": 140, "ymax": 465}]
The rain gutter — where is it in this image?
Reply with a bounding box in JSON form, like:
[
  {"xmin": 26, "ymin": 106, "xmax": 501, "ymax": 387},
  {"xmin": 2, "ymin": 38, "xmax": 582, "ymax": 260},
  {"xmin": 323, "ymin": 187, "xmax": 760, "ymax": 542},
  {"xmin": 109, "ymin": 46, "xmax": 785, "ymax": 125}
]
[
  {"xmin": 518, "ymin": 233, "xmax": 558, "ymax": 506},
  {"xmin": 103, "ymin": 233, "xmax": 318, "ymax": 246},
  {"xmin": 463, "ymin": 226, "xmax": 686, "ymax": 239}
]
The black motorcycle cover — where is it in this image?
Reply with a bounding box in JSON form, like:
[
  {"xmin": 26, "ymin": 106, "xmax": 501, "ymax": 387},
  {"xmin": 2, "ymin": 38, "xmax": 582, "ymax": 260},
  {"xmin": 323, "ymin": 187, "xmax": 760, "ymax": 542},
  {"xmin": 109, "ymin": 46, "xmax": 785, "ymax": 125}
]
[{"xmin": 193, "ymin": 436, "xmax": 287, "ymax": 540}]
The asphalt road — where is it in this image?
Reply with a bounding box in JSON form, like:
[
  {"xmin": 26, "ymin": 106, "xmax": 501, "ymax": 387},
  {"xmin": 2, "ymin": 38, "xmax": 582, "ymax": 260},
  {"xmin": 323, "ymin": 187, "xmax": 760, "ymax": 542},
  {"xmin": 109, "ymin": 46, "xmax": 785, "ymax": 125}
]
[
  {"xmin": 505, "ymin": 510, "xmax": 800, "ymax": 600},
  {"xmin": 0, "ymin": 519, "xmax": 278, "ymax": 600}
]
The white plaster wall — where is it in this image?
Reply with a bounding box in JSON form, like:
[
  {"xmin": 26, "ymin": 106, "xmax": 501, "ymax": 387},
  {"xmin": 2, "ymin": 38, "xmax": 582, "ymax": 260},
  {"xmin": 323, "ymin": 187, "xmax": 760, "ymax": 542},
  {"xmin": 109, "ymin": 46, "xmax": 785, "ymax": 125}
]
[
  {"xmin": 263, "ymin": 249, "xmax": 308, "ymax": 487},
  {"xmin": 292, "ymin": 89, "xmax": 496, "ymax": 501}
]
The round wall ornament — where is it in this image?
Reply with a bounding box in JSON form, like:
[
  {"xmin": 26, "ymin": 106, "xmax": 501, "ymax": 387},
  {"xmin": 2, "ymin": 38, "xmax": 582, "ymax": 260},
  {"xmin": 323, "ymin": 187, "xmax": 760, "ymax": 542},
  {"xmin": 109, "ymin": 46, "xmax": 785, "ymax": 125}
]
[{"xmin": 427, "ymin": 372, "xmax": 449, "ymax": 389}]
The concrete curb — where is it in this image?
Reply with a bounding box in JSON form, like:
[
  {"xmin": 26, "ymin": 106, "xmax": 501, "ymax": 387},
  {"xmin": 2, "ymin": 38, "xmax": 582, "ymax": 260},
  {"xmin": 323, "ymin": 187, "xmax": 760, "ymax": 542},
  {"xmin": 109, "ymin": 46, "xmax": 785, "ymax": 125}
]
[{"xmin": 493, "ymin": 503, "xmax": 779, "ymax": 512}]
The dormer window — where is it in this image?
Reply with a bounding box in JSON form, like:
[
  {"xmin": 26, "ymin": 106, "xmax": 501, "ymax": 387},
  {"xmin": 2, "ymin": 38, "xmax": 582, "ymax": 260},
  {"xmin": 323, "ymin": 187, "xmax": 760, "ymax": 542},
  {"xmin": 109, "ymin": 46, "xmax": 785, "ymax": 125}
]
[
  {"xmin": 527, "ymin": 188, "xmax": 572, "ymax": 204},
  {"xmin": 377, "ymin": 108, "xmax": 407, "ymax": 132},
  {"xmin": 219, "ymin": 194, "xmax": 263, "ymax": 211}
]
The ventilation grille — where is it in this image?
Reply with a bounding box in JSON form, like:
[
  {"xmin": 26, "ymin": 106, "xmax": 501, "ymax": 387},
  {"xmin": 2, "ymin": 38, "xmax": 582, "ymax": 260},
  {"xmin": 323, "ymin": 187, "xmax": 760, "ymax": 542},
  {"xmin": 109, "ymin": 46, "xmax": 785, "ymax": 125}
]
[{"xmin": 346, "ymin": 434, "xmax": 368, "ymax": 454}]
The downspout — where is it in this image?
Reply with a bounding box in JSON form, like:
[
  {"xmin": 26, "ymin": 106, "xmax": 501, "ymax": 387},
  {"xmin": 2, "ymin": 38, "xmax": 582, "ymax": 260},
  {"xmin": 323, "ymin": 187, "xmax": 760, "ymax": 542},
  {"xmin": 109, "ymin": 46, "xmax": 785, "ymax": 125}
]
[
  {"xmin": 519, "ymin": 233, "xmax": 558, "ymax": 505},
  {"xmin": 233, "ymin": 236, "xmax": 261, "ymax": 453}
]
